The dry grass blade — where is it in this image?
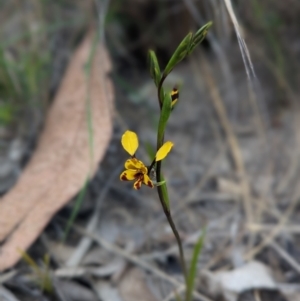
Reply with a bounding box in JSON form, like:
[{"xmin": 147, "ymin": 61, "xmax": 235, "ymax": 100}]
[
  {"xmin": 182, "ymin": 0, "xmax": 239, "ymax": 105},
  {"xmin": 248, "ymin": 224, "xmax": 300, "ymax": 234},
  {"xmin": 199, "ymin": 56, "xmax": 253, "ymax": 225},
  {"xmin": 0, "ymin": 32, "xmax": 114, "ymax": 271},
  {"xmin": 270, "ymin": 240, "xmax": 300, "ymax": 275},
  {"xmin": 245, "ymin": 182, "xmax": 300, "ymax": 260},
  {"xmin": 223, "ymin": 0, "xmax": 256, "ymax": 80}
]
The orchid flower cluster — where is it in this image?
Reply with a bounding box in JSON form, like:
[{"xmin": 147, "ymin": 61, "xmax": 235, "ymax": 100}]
[
  {"xmin": 120, "ymin": 130, "xmax": 173, "ymax": 190},
  {"xmin": 119, "ymin": 22, "xmax": 212, "ymax": 301}
]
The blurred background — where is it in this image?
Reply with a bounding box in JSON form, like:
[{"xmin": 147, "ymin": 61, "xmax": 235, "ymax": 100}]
[{"xmin": 1, "ymin": 0, "xmax": 300, "ymax": 300}]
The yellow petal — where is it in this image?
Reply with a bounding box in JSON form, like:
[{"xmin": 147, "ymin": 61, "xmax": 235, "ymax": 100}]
[
  {"xmin": 120, "ymin": 170, "xmax": 138, "ymax": 181},
  {"xmin": 155, "ymin": 141, "xmax": 174, "ymax": 161},
  {"xmin": 125, "ymin": 158, "xmax": 146, "ymax": 172},
  {"xmin": 121, "ymin": 130, "xmax": 138, "ymax": 156},
  {"xmin": 143, "ymin": 174, "xmax": 154, "ymax": 188},
  {"xmin": 171, "ymin": 98, "xmax": 178, "ymax": 107}
]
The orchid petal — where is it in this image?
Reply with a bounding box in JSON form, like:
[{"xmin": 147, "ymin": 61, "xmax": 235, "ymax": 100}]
[
  {"xmin": 125, "ymin": 158, "xmax": 147, "ymax": 173},
  {"xmin": 133, "ymin": 177, "xmax": 143, "ymax": 190},
  {"xmin": 155, "ymin": 141, "xmax": 174, "ymax": 161},
  {"xmin": 120, "ymin": 170, "xmax": 138, "ymax": 181},
  {"xmin": 143, "ymin": 174, "xmax": 154, "ymax": 188},
  {"xmin": 121, "ymin": 131, "xmax": 138, "ymax": 156}
]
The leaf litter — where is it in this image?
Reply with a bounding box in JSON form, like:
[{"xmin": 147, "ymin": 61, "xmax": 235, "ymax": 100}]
[
  {"xmin": 1, "ymin": 2, "xmax": 300, "ymax": 301},
  {"xmin": 0, "ymin": 32, "xmax": 114, "ymax": 271}
]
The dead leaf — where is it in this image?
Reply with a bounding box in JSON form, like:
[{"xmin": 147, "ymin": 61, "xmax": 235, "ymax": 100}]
[
  {"xmin": 90, "ymin": 258, "xmax": 126, "ymax": 277},
  {"xmin": 216, "ymin": 177, "xmax": 242, "ymax": 200},
  {"xmin": 55, "ymin": 258, "xmax": 125, "ymax": 278},
  {"xmin": 0, "ymin": 32, "xmax": 114, "ymax": 271},
  {"xmin": 46, "ymin": 240, "xmax": 76, "ymax": 264},
  {"xmin": 93, "ymin": 280, "xmax": 123, "ymax": 301},
  {"xmin": 55, "ymin": 266, "xmax": 87, "ymax": 278},
  {"xmin": 119, "ymin": 268, "xmax": 159, "ymax": 301},
  {"xmin": 203, "ymin": 260, "xmax": 277, "ymax": 301},
  {"xmin": 54, "ymin": 279, "xmax": 97, "ymax": 301},
  {"xmin": 280, "ymin": 286, "xmax": 300, "ymax": 301}
]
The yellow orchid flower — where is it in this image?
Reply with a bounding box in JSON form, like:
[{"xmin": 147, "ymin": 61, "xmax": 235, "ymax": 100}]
[
  {"xmin": 170, "ymin": 86, "xmax": 179, "ymax": 107},
  {"xmin": 120, "ymin": 130, "xmax": 174, "ymax": 190}
]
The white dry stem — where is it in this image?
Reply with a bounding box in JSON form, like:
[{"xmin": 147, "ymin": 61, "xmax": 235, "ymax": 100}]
[{"xmin": 222, "ymin": 0, "xmax": 256, "ymax": 80}]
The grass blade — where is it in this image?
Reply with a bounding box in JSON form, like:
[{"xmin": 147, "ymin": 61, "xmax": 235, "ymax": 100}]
[
  {"xmin": 62, "ymin": 177, "xmax": 89, "ymax": 241},
  {"xmin": 186, "ymin": 229, "xmax": 206, "ymax": 301},
  {"xmin": 163, "ymin": 33, "xmax": 192, "ymax": 77},
  {"xmin": 149, "ymin": 50, "xmax": 161, "ymax": 87}
]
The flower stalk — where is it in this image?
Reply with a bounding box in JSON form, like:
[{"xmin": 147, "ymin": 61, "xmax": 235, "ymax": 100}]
[
  {"xmin": 156, "ymin": 76, "xmax": 189, "ymax": 287},
  {"xmin": 121, "ymin": 21, "xmax": 212, "ymax": 301}
]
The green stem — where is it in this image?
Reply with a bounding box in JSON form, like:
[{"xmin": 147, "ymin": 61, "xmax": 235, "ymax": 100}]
[
  {"xmin": 157, "ymin": 173, "xmax": 188, "ymax": 285},
  {"xmin": 156, "ymin": 76, "xmax": 188, "ymax": 289},
  {"xmin": 157, "ymin": 74, "xmax": 167, "ymax": 109},
  {"xmin": 147, "ymin": 158, "xmax": 156, "ymax": 176}
]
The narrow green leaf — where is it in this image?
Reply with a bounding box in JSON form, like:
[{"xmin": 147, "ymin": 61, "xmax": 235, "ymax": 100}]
[
  {"xmin": 43, "ymin": 253, "xmax": 50, "ymax": 267},
  {"xmin": 159, "ymin": 86, "xmax": 165, "ymax": 106},
  {"xmin": 186, "ymin": 229, "xmax": 206, "ymax": 301},
  {"xmin": 42, "ymin": 254, "xmax": 53, "ymax": 293},
  {"xmin": 62, "ymin": 178, "xmax": 89, "ymax": 241},
  {"xmin": 20, "ymin": 250, "xmax": 53, "ymax": 293},
  {"xmin": 157, "ymin": 92, "xmax": 172, "ymax": 145},
  {"xmin": 84, "ymin": 33, "xmax": 98, "ymax": 166},
  {"xmin": 19, "ymin": 249, "xmax": 40, "ymax": 273},
  {"xmin": 163, "ymin": 33, "xmax": 193, "ymax": 77},
  {"xmin": 188, "ymin": 21, "xmax": 213, "ymax": 55},
  {"xmin": 148, "ymin": 50, "xmax": 161, "ymax": 86}
]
